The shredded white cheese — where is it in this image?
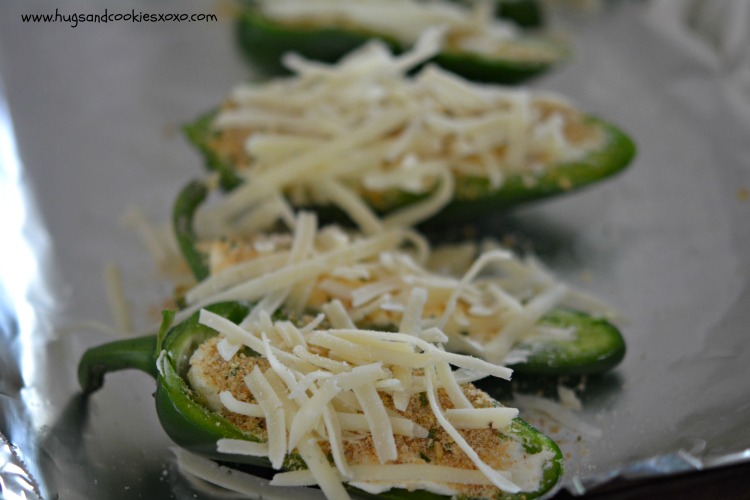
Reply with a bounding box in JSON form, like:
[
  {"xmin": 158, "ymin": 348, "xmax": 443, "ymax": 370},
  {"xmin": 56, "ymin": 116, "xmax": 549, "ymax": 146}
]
[
  {"xmin": 174, "ymin": 448, "xmax": 325, "ymax": 500},
  {"xmin": 201, "ymin": 29, "xmax": 602, "ymax": 232},
  {"xmin": 194, "ymin": 212, "xmax": 613, "ymax": 365},
  {"xmin": 245, "ymin": 367, "xmax": 288, "ymax": 469}
]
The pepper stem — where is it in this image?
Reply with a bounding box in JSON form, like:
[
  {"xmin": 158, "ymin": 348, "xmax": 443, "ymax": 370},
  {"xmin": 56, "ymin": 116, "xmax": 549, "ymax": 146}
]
[{"xmin": 77, "ymin": 335, "xmax": 158, "ymax": 393}]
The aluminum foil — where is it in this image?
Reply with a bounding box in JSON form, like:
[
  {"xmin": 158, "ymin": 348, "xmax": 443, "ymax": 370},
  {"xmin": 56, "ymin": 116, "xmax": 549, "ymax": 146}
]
[{"xmin": 1, "ymin": 0, "xmax": 749, "ymax": 498}]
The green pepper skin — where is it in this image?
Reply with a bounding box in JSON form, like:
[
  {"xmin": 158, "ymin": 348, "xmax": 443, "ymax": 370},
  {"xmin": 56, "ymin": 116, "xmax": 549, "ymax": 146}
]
[
  {"xmin": 235, "ymin": 7, "xmax": 563, "ymax": 84},
  {"xmin": 156, "ymin": 302, "xmax": 258, "ymax": 461},
  {"xmin": 494, "ymin": 0, "xmax": 545, "ymax": 29},
  {"xmin": 510, "ymin": 309, "xmax": 626, "ymax": 376},
  {"xmin": 78, "ymin": 301, "xmax": 563, "ymax": 499},
  {"xmin": 443, "ymin": 0, "xmax": 546, "ymax": 28},
  {"xmin": 172, "ymin": 179, "xmax": 212, "ymax": 282},
  {"xmin": 184, "ymin": 112, "xmax": 635, "ymax": 227}
]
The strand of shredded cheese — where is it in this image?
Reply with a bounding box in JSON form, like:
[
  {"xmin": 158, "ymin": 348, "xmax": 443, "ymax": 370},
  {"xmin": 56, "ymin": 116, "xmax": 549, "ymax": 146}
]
[{"xmin": 424, "ymin": 367, "xmax": 520, "ymax": 493}]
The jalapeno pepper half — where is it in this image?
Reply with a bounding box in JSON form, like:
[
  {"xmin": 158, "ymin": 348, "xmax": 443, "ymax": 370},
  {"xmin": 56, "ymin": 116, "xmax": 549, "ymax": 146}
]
[
  {"xmin": 172, "ymin": 180, "xmax": 626, "ymax": 376},
  {"xmin": 78, "ymin": 301, "xmax": 564, "ymax": 499},
  {"xmin": 235, "ymin": 3, "xmax": 560, "ymax": 84},
  {"xmin": 183, "ymin": 110, "xmax": 636, "ymax": 227}
]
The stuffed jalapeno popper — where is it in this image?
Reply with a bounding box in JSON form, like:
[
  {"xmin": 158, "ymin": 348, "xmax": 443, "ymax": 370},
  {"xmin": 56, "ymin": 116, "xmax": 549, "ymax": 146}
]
[
  {"xmin": 236, "ymin": 0, "xmax": 559, "ymax": 83},
  {"xmin": 185, "ymin": 31, "xmax": 635, "ymax": 231},
  {"xmin": 79, "ymin": 301, "xmax": 563, "ymax": 499},
  {"xmin": 174, "ymin": 196, "xmax": 625, "ymax": 375}
]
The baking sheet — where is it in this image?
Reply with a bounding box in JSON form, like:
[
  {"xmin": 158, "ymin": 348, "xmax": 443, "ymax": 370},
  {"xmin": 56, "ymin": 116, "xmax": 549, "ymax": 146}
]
[{"xmin": 1, "ymin": 0, "xmax": 750, "ymax": 498}]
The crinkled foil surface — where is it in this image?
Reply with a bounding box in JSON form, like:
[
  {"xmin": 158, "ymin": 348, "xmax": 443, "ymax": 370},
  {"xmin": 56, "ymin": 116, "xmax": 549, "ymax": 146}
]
[{"xmin": 1, "ymin": 0, "xmax": 749, "ymax": 498}]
